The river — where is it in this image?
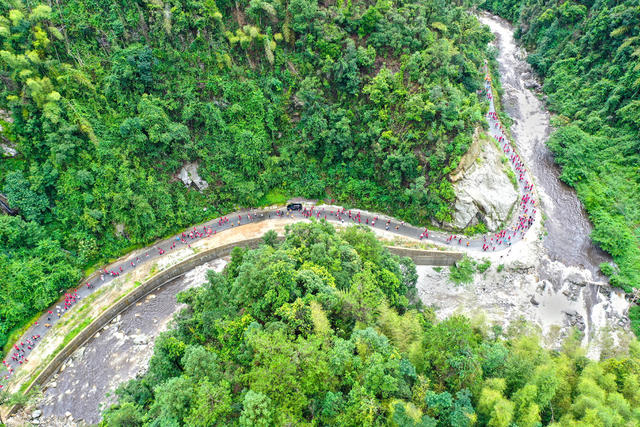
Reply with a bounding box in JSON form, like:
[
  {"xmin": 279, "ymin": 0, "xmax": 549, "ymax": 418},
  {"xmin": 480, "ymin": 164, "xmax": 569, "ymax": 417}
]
[
  {"xmin": 477, "ymin": 13, "xmax": 611, "ymax": 278},
  {"xmin": 413, "ymin": 13, "xmax": 628, "ymax": 358}
]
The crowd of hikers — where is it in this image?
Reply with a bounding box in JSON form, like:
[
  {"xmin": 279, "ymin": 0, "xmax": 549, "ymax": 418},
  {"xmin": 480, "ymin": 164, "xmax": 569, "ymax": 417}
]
[{"xmin": 0, "ymin": 67, "xmax": 536, "ymax": 392}]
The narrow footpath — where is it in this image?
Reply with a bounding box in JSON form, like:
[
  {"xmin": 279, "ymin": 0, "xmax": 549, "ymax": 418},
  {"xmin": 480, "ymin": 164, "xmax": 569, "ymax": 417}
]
[{"xmin": 0, "ymin": 67, "xmax": 540, "ymax": 392}]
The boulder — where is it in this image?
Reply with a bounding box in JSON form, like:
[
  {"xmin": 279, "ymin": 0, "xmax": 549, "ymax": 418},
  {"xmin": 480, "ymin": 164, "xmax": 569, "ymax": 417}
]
[
  {"xmin": 446, "ymin": 135, "xmax": 518, "ymax": 231},
  {"xmin": 178, "ymin": 161, "xmax": 209, "ymax": 191},
  {"xmin": 131, "ymin": 335, "xmax": 148, "ymax": 345},
  {"xmin": 114, "ymin": 223, "xmax": 126, "ymax": 237},
  {"xmin": 32, "ymin": 409, "xmax": 42, "ymax": 419}
]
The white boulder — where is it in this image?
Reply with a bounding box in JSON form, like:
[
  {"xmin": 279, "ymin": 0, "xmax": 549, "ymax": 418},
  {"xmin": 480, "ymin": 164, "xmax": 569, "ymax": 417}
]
[
  {"xmin": 447, "ymin": 135, "xmax": 518, "ymax": 231},
  {"xmin": 178, "ymin": 161, "xmax": 209, "ymax": 191}
]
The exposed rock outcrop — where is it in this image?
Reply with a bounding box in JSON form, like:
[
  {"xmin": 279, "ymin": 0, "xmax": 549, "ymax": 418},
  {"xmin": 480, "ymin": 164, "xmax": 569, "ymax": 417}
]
[
  {"xmin": 177, "ymin": 161, "xmax": 209, "ymax": 191},
  {"xmin": 446, "ymin": 134, "xmax": 518, "ymax": 231},
  {"xmin": 0, "ymin": 109, "xmax": 18, "ymax": 157}
]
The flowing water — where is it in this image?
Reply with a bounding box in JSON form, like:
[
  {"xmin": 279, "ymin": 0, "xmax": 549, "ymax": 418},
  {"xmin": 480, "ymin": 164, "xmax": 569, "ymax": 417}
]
[
  {"xmin": 414, "ymin": 13, "xmax": 629, "ymax": 357},
  {"xmin": 477, "ymin": 13, "xmax": 611, "ymax": 277}
]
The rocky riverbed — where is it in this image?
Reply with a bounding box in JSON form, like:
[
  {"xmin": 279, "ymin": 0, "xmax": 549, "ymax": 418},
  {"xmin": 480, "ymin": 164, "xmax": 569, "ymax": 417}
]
[
  {"xmin": 416, "ymin": 249, "xmax": 632, "ymax": 359},
  {"xmin": 6, "ymin": 259, "xmax": 227, "ymax": 426},
  {"xmin": 430, "ymin": 12, "xmax": 633, "ymax": 358}
]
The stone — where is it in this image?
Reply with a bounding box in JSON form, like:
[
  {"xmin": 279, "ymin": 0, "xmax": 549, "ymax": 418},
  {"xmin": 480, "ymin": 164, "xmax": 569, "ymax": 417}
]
[
  {"xmin": 446, "ymin": 132, "xmax": 518, "ymax": 231},
  {"xmin": 177, "ymin": 161, "xmax": 209, "ymax": 191},
  {"xmin": 536, "ymin": 281, "xmax": 547, "ymax": 293},
  {"xmin": 132, "ymin": 335, "xmax": 148, "ymax": 345},
  {"xmin": 508, "ymin": 260, "xmax": 536, "ymax": 273},
  {"xmin": 530, "ymin": 296, "xmax": 539, "ymax": 306},
  {"xmin": 32, "ymin": 419, "xmax": 40, "ymax": 425},
  {"xmin": 74, "ymin": 347, "xmax": 85, "ymax": 359},
  {"xmin": 115, "ymin": 223, "xmax": 126, "ymax": 237},
  {"xmin": 65, "ymin": 411, "xmax": 72, "ymax": 418},
  {"xmin": 523, "ymin": 79, "xmax": 540, "ymax": 90},
  {"xmin": 32, "ymin": 409, "xmax": 42, "ymax": 419},
  {"xmin": 49, "ymin": 381, "xmax": 57, "ymax": 388}
]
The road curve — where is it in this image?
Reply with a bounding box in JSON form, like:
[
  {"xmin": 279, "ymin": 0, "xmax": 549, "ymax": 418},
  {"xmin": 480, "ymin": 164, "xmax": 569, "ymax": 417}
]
[{"xmin": 0, "ymin": 67, "xmax": 539, "ymax": 392}]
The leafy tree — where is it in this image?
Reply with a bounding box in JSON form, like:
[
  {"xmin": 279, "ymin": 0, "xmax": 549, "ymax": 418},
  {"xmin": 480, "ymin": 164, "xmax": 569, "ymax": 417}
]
[{"xmin": 239, "ymin": 390, "xmax": 274, "ymax": 427}]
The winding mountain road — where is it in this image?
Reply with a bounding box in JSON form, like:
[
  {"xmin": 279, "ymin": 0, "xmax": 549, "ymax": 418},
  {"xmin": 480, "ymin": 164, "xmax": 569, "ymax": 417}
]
[{"xmin": 1, "ymin": 66, "xmax": 539, "ymax": 392}]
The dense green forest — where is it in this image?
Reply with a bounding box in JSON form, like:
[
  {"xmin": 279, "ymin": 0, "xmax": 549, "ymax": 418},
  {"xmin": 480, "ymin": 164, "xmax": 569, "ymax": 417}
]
[
  {"xmin": 103, "ymin": 222, "xmax": 640, "ymax": 426},
  {"xmin": 0, "ymin": 0, "xmax": 493, "ymax": 350},
  {"xmin": 480, "ymin": 1, "xmax": 640, "ymax": 294}
]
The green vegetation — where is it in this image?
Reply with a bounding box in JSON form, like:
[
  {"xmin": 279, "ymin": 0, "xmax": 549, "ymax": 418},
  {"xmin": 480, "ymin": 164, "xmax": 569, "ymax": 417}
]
[
  {"xmin": 631, "ymin": 306, "xmax": 640, "ymax": 338},
  {"xmin": 505, "ymin": 167, "xmax": 517, "ymax": 189},
  {"xmin": 464, "ymin": 222, "xmax": 488, "ymax": 236},
  {"xmin": 449, "ymin": 255, "xmax": 476, "ymax": 284},
  {"xmin": 104, "ymin": 222, "xmax": 640, "ymax": 426},
  {"xmin": 0, "ymin": 0, "xmax": 493, "ymax": 351},
  {"xmin": 480, "ymin": 0, "xmax": 640, "ymax": 293},
  {"xmin": 477, "ymin": 258, "xmax": 491, "ymax": 273}
]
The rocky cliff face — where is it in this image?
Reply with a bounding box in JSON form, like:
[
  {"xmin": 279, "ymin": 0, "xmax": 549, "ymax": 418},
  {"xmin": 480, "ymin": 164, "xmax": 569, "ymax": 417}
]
[
  {"xmin": 446, "ymin": 134, "xmax": 518, "ymax": 231},
  {"xmin": 0, "ymin": 109, "xmax": 18, "ymax": 157}
]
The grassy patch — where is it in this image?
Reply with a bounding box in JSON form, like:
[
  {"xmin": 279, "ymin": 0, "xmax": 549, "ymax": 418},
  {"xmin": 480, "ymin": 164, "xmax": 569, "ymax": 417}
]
[
  {"xmin": 505, "ymin": 167, "xmax": 518, "ymax": 190},
  {"xmin": 258, "ymin": 188, "xmax": 289, "ymax": 207},
  {"xmin": 497, "ymin": 264, "xmax": 504, "ymax": 273},
  {"xmin": 477, "ymin": 259, "xmax": 491, "ymax": 273},
  {"xmin": 463, "ymin": 222, "xmax": 488, "ymax": 236}
]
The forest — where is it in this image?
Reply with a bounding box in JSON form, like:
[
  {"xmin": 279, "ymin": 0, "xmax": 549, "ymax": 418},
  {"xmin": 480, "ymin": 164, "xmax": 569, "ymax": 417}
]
[
  {"xmin": 0, "ymin": 0, "xmax": 493, "ymax": 351},
  {"xmin": 480, "ymin": 0, "xmax": 640, "ymax": 306},
  {"xmin": 103, "ymin": 222, "xmax": 640, "ymax": 426}
]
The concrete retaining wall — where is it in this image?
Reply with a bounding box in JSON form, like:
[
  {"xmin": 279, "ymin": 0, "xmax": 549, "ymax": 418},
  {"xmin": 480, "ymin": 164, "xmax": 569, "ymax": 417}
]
[{"xmin": 386, "ymin": 246, "xmax": 464, "ymax": 266}]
